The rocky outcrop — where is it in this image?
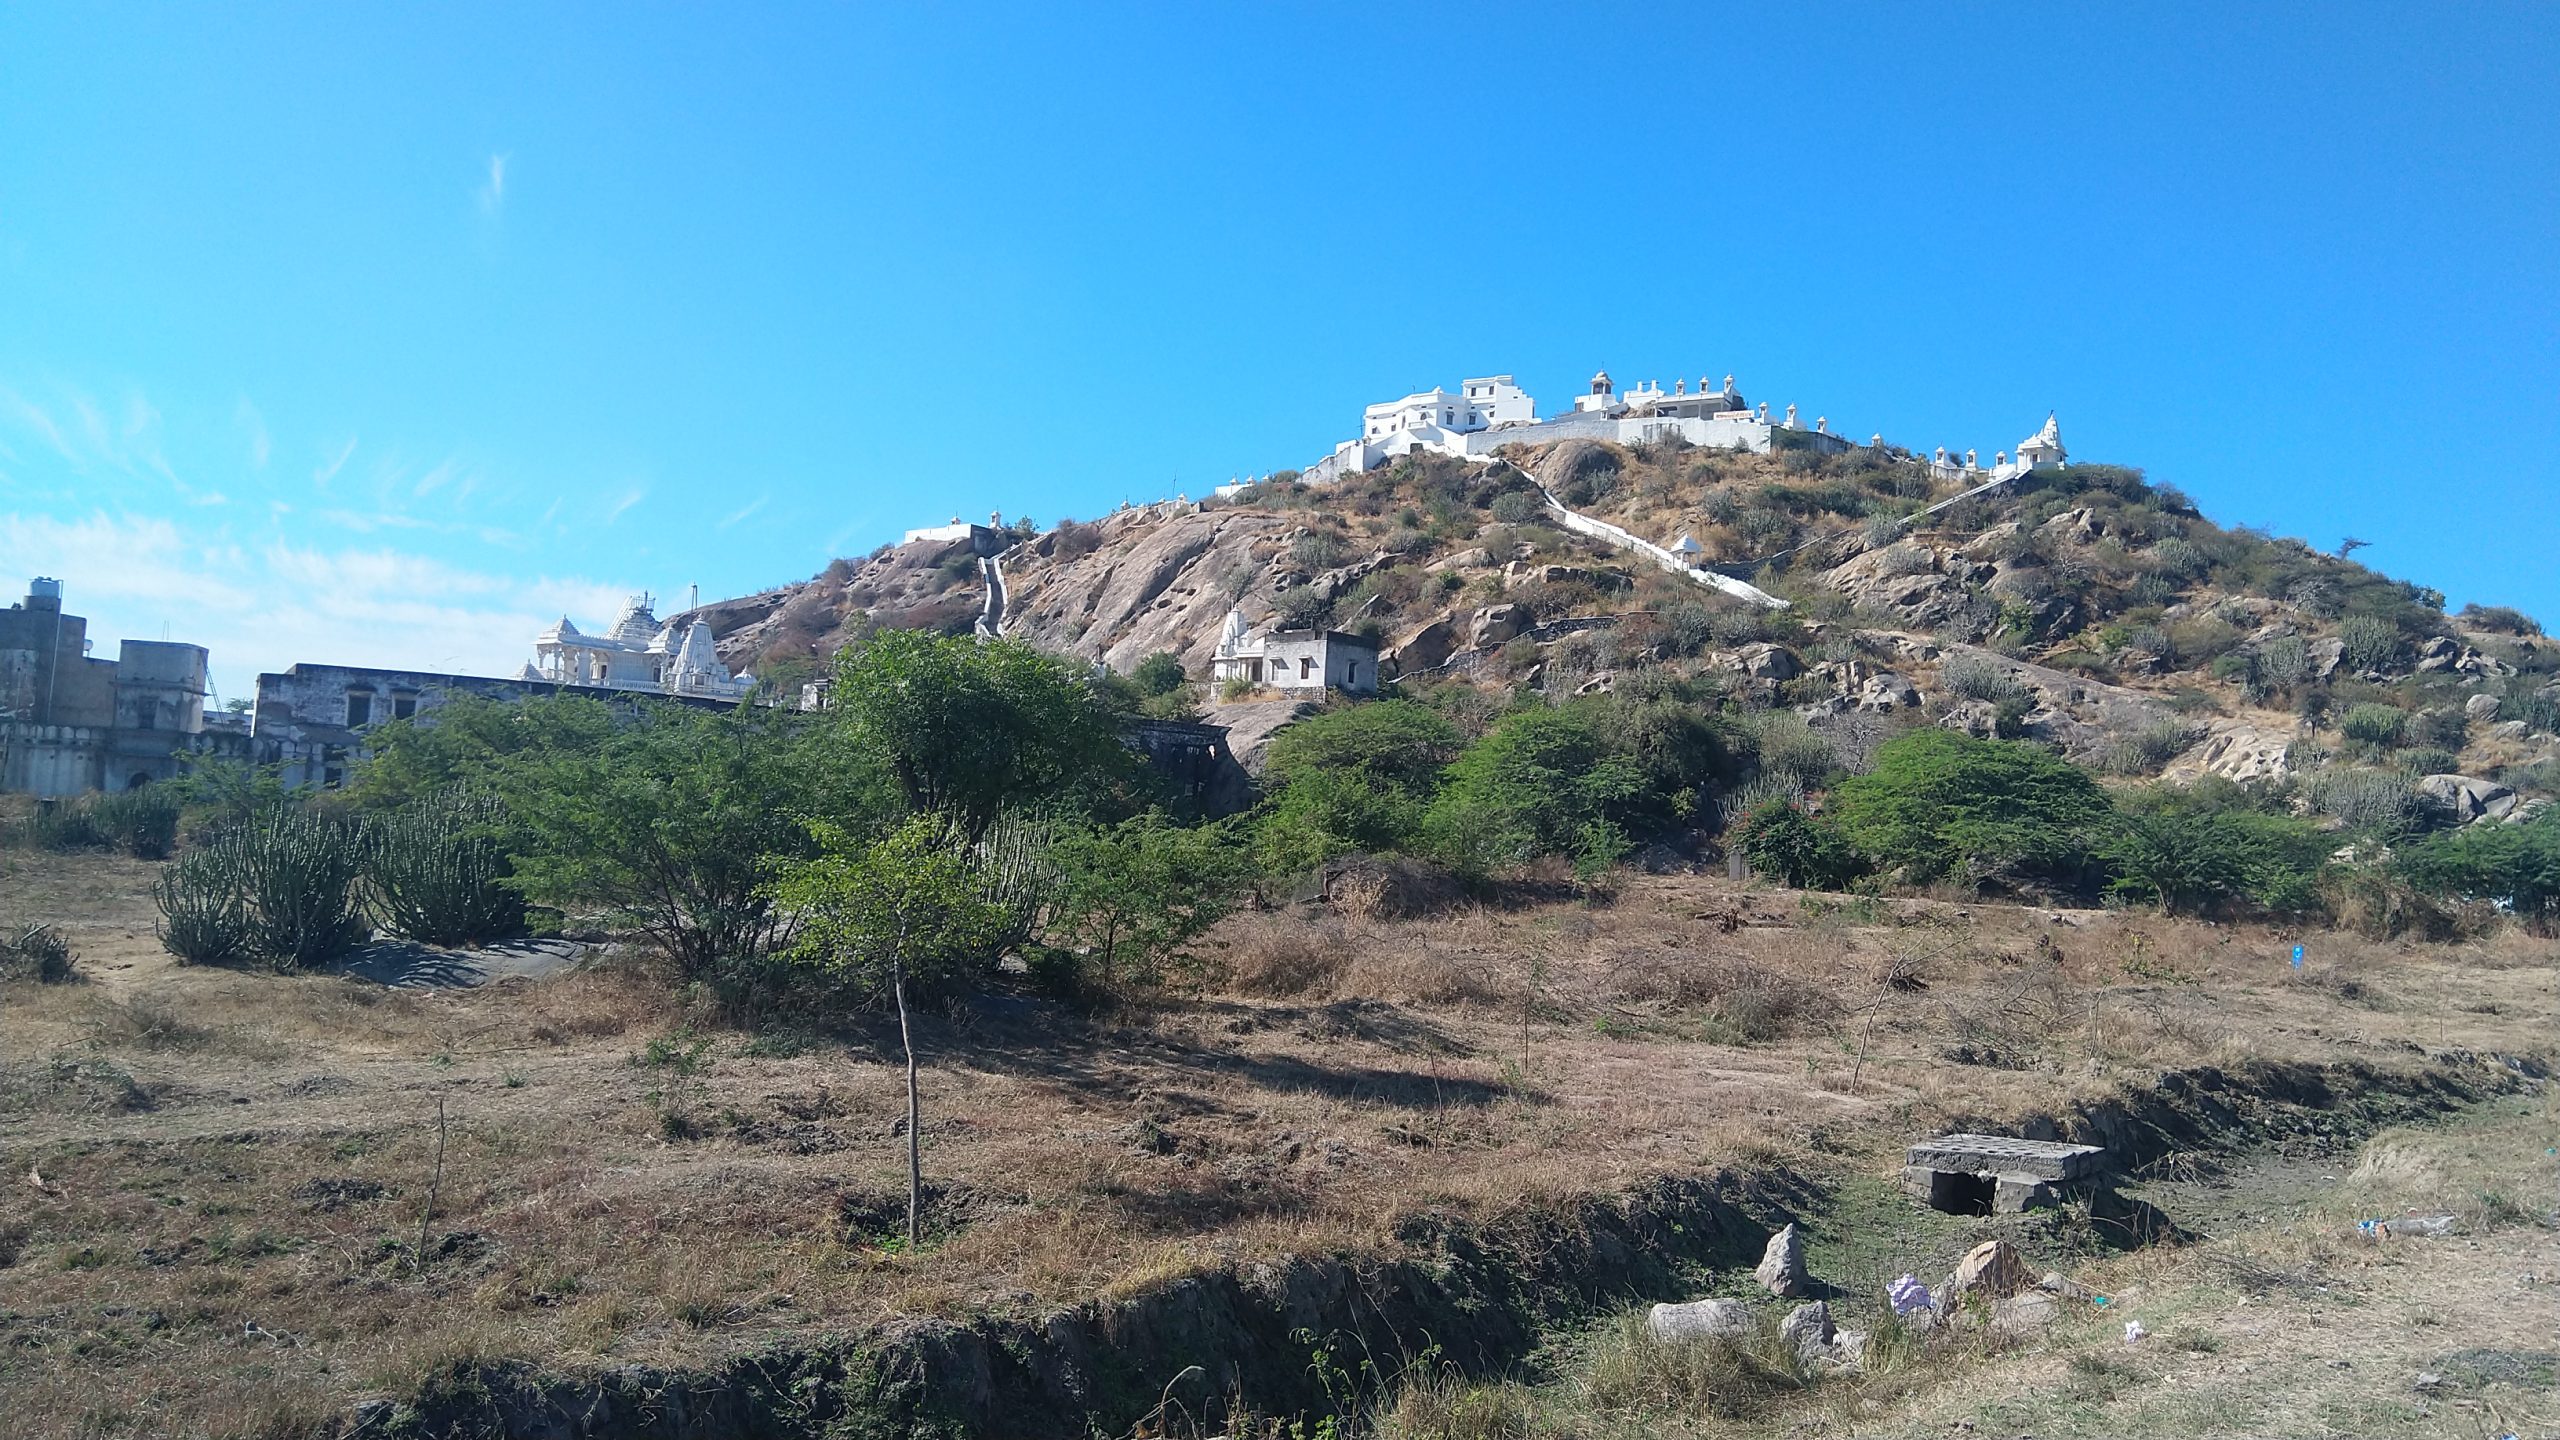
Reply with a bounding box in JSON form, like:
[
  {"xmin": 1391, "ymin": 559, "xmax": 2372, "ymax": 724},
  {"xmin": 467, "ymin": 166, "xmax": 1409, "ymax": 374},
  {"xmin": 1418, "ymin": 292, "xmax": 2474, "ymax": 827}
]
[
  {"xmin": 2417, "ymin": 773, "xmax": 2519, "ymax": 824},
  {"xmin": 2165, "ymin": 723, "xmax": 2295, "ymax": 784},
  {"xmin": 1380, "ymin": 619, "xmax": 1458, "ymax": 679},
  {"xmin": 1469, "ymin": 604, "xmax": 1528, "ymax": 647}
]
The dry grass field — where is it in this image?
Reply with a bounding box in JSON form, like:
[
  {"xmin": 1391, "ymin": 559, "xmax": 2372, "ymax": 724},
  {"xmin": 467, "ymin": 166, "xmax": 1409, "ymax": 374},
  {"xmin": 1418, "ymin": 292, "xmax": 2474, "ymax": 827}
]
[{"xmin": 2, "ymin": 845, "xmax": 2552, "ymax": 1437}]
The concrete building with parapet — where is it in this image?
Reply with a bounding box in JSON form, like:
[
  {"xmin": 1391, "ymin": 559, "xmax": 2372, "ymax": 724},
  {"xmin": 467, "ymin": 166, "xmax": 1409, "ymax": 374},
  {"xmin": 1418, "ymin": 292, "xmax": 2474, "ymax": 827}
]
[
  {"xmin": 0, "ymin": 577, "xmax": 245, "ymax": 796},
  {"xmin": 1207, "ymin": 608, "xmax": 1381, "ymax": 697}
]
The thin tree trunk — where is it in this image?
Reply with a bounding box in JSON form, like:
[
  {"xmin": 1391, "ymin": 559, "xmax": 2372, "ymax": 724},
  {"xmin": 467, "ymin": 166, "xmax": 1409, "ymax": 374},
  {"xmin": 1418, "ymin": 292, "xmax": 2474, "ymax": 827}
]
[{"xmin": 896, "ymin": 961, "xmax": 920, "ymax": 1250}]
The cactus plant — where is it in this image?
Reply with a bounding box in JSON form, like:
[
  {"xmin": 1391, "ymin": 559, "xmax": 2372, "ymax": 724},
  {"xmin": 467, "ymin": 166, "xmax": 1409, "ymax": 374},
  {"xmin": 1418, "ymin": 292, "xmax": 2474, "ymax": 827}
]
[
  {"xmin": 154, "ymin": 837, "xmax": 256, "ymax": 966},
  {"xmin": 364, "ymin": 790, "xmax": 526, "ymax": 947}
]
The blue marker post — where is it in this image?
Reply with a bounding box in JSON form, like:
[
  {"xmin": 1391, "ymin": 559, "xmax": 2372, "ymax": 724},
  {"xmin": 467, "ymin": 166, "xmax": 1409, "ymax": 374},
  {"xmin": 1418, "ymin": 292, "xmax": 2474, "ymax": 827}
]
[{"xmin": 2291, "ymin": 943, "xmax": 2305, "ymax": 971}]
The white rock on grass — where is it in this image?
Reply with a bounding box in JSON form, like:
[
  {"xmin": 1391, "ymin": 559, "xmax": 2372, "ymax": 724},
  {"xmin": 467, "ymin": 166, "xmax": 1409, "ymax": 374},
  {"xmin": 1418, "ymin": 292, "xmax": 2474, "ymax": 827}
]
[{"xmin": 1646, "ymin": 1298, "xmax": 1750, "ymax": 1342}]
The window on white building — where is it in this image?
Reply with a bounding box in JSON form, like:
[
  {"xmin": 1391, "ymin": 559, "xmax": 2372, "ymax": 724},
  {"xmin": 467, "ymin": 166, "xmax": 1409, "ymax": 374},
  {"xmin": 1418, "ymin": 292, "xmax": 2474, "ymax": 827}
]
[
  {"xmin": 1299, "ymin": 657, "xmax": 1313, "ymax": 680},
  {"xmin": 346, "ymin": 690, "xmax": 373, "ymax": 727}
]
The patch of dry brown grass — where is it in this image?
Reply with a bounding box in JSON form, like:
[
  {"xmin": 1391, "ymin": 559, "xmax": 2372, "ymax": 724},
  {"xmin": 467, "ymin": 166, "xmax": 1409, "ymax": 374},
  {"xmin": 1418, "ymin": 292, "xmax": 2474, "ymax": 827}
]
[{"xmin": 1, "ymin": 849, "xmax": 2550, "ymax": 1437}]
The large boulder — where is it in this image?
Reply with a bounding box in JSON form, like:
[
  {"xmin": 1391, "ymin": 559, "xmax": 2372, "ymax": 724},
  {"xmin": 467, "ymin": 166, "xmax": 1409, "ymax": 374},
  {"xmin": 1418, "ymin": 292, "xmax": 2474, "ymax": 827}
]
[
  {"xmin": 2418, "ymin": 774, "xmax": 2517, "ymax": 824},
  {"xmin": 1722, "ymin": 643, "xmax": 1802, "ymax": 682},
  {"xmin": 1381, "ymin": 619, "xmax": 1458, "ymax": 678},
  {"xmin": 2165, "ymin": 723, "xmax": 2294, "ymax": 784},
  {"xmin": 1426, "ymin": 547, "xmax": 1492, "ymax": 573},
  {"xmin": 1469, "ymin": 604, "xmax": 1527, "ymax": 647}
]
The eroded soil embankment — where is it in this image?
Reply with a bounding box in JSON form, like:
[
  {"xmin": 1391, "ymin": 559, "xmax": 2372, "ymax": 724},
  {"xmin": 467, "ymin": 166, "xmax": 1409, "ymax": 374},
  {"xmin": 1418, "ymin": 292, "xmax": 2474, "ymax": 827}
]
[{"xmin": 382, "ymin": 1053, "xmax": 2536, "ymax": 1440}]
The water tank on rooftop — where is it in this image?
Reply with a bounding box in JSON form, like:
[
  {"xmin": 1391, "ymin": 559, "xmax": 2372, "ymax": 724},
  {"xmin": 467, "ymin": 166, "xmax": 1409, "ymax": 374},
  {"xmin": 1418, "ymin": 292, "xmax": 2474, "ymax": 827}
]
[{"xmin": 29, "ymin": 577, "xmax": 63, "ymax": 609}]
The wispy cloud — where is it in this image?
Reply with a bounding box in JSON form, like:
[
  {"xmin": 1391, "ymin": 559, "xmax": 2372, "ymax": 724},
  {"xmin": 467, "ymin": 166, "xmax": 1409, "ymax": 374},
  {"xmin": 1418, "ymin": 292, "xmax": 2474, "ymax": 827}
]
[
  {"xmin": 476, "ymin": 153, "xmax": 509, "ymax": 217},
  {"xmin": 314, "ymin": 436, "xmax": 357, "ymax": 488},
  {"xmin": 0, "ymin": 511, "xmax": 643, "ymax": 700},
  {"xmin": 717, "ymin": 494, "xmax": 769, "ymax": 530},
  {"xmin": 605, "ymin": 487, "xmax": 647, "ymax": 524}
]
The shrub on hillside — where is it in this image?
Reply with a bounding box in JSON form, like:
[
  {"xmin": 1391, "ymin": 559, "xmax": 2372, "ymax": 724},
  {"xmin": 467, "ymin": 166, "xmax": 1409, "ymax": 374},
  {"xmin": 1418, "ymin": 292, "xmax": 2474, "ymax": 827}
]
[
  {"xmin": 2339, "ymin": 702, "xmax": 2408, "ymax": 748},
  {"xmin": 2101, "ymin": 785, "xmax": 2331, "ymax": 917},
  {"xmin": 1270, "ymin": 586, "xmax": 1332, "ymax": 630},
  {"xmin": 1289, "ymin": 531, "xmax": 1349, "ymax": 570},
  {"xmin": 1489, "ymin": 490, "xmax": 1543, "ymax": 525},
  {"xmin": 1828, "ymin": 730, "xmax": 2112, "ymax": 893},
  {"xmin": 2455, "ymin": 603, "xmax": 2540, "ymax": 636},
  {"xmin": 1731, "ymin": 800, "xmax": 1862, "ymax": 890},
  {"xmin": 2398, "ymin": 809, "xmax": 2560, "ymax": 933},
  {"xmin": 2337, "ymin": 615, "xmax": 2405, "ymax": 673},
  {"xmin": 1942, "ymin": 656, "xmax": 2031, "ymax": 705}
]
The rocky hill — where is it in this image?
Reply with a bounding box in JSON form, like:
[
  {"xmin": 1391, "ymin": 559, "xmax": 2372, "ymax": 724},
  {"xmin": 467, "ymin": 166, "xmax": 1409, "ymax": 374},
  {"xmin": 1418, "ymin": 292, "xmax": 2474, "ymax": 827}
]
[{"xmin": 690, "ymin": 435, "xmax": 2557, "ymax": 816}]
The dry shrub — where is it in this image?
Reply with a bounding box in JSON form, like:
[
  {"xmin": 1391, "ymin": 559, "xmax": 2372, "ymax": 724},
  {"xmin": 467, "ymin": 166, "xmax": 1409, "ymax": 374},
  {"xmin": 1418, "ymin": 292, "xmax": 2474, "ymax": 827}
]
[
  {"xmin": 1326, "ymin": 855, "xmax": 1465, "ymax": 922},
  {"xmin": 1602, "ymin": 952, "xmax": 1837, "ymax": 1042},
  {"xmin": 1580, "ymin": 1310, "xmax": 1810, "ymax": 1421},
  {"xmin": 1222, "ymin": 917, "xmax": 1354, "ymax": 998}
]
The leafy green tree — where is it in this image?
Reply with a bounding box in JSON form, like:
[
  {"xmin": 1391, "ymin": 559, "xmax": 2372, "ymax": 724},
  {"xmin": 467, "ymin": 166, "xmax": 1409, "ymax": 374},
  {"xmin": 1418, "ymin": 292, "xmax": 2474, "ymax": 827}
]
[
  {"xmin": 830, "ymin": 630, "xmax": 1131, "ymax": 834},
  {"xmin": 1422, "ymin": 704, "xmax": 1647, "ymax": 875},
  {"xmin": 1252, "ymin": 700, "xmax": 1462, "ymax": 866},
  {"xmin": 500, "ymin": 704, "xmax": 860, "ymax": 978},
  {"xmin": 1828, "ymin": 730, "xmax": 2112, "ymax": 892},
  {"xmin": 1130, "ymin": 651, "xmax": 1188, "ymax": 697},
  {"xmin": 1045, "ymin": 813, "xmax": 1245, "ymax": 985},
  {"xmin": 1732, "ymin": 800, "xmax": 1863, "ymax": 890},
  {"xmin": 768, "ymin": 815, "xmax": 1007, "ymax": 1247},
  {"xmin": 350, "ymin": 694, "xmax": 623, "ymax": 810},
  {"xmin": 2398, "ymin": 810, "xmax": 2560, "ymax": 933},
  {"xmin": 1263, "ymin": 700, "xmax": 1462, "ymax": 794}
]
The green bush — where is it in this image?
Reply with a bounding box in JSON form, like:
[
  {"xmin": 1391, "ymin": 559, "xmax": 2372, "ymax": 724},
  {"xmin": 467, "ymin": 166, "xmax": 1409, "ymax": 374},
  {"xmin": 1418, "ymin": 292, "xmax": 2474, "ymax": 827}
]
[
  {"xmin": 240, "ymin": 814, "xmax": 372, "ymax": 968},
  {"xmin": 2102, "ymin": 786, "xmax": 2331, "ymax": 917},
  {"xmin": 364, "ymin": 790, "xmax": 527, "ymax": 947},
  {"xmin": 1289, "ymin": 531, "xmax": 1349, "ymax": 569},
  {"xmin": 1732, "ymin": 800, "xmax": 1862, "ymax": 890},
  {"xmin": 87, "ymin": 787, "xmax": 182, "ymax": 860},
  {"xmin": 1270, "ymin": 586, "xmax": 1332, "ymax": 630},
  {"xmin": 2398, "ymin": 809, "xmax": 2560, "ymax": 932},
  {"xmin": 1829, "ymin": 730, "xmax": 2112, "ymax": 892},
  {"xmin": 151, "ymin": 813, "xmax": 371, "ymax": 970},
  {"xmin": 1942, "ymin": 656, "xmax": 2030, "ymax": 705},
  {"xmin": 1489, "ymin": 490, "xmax": 1543, "ymax": 525},
  {"xmin": 2339, "ymin": 702, "xmax": 2408, "ymax": 748},
  {"xmin": 2337, "ymin": 616, "xmax": 2404, "ymax": 673},
  {"xmin": 9, "ymin": 802, "xmax": 107, "ymax": 852},
  {"xmin": 1129, "ymin": 651, "xmax": 1187, "ymax": 697}
]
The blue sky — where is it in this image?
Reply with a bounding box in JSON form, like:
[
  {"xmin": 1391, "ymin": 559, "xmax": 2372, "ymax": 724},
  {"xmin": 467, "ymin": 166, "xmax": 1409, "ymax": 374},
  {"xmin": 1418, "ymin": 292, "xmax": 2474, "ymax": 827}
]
[{"xmin": 2, "ymin": 3, "xmax": 2554, "ymax": 702}]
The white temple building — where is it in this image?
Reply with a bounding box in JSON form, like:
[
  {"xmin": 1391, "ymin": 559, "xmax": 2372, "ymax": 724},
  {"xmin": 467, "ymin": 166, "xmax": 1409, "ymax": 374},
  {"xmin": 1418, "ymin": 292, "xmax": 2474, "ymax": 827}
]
[
  {"xmin": 1298, "ymin": 369, "xmax": 1855, "ymax": 483},
  {"xmin": 525, "ymin": 594, "xmax": 754, "ymax": 701}
]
